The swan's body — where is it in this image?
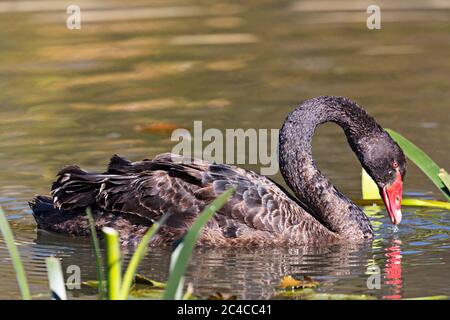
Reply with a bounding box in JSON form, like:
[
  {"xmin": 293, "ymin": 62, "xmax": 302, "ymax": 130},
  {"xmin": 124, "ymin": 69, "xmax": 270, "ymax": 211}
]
[{"xmin": 30, "ymin": 96, "xmax": 406, "ymax": 246}]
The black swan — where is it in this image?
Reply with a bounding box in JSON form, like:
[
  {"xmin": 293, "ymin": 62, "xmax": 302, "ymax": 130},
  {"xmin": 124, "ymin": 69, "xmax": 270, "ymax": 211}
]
[{"xmin": 30, "ymin": 96, "xmax": 406, "ymax": 246}]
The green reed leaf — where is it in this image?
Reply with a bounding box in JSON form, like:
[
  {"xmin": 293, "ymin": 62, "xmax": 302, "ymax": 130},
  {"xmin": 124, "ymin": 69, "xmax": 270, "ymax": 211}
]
[
  {"xmin": 85, "ymin": 207, "xmax": 105, "ymax": 299},
  {"xmin": 0, "ymin": 207, "xmax": 31, "ymax": 300},
  {"xmin": 45, "ymin": 256, "xmax": 67, "ymax": 300},
  {"xmin": 103, "ymin": 227, "xmax": 122, "ymax": 300},
  {"xmin": 438, "ymin": 169, "xmax": 450, "ymax": 191},
  {"xmin": 162, "ymin": 188, "xmax": 235, "ymax": 300},
  {"xmin": 119, "ymin": 215, "xmax": 167, "ymax": 300},
  {"xmin": 386, "ymin": 129, "xmax": 450, "ymax": 201}
]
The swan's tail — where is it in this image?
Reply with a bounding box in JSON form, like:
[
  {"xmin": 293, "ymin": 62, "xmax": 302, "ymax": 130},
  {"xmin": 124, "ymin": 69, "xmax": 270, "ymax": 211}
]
[
  {"xmin": 29, "ymin": 195, "xmax": 71, "ymax": 230},
  {"xmin": 51, "ymin": 165, "xmax": 104, "ymax": 211},
  {"xmin": 29, "ymin": 194, "xmax": 152, "ymax": 245},
  {"xmin": 29, "ymin": 195, "xmax": 57, "ymax": 221}
]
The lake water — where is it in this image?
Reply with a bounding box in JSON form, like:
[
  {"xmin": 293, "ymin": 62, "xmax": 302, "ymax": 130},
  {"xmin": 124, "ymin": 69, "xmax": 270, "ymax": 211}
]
[{"xmin": 0, "ymin": 0, "xmax": 449, "ymax": 299}]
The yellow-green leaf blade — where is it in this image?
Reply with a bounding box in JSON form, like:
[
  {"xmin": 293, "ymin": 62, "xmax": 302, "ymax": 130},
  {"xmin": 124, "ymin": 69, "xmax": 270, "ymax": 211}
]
[
  {"xmin": 362, "ymin": 168, "xmax": 380, "ymax": 200},
  {"xmin": 386, "ymin": 129, "xmax": 450, "ymax": 201},
  {"xmin": 0, "ymin": 207, "xmax": 31, "ymax": 300},
  {"xmin": 119, "ymin": 215, "xmax": 167, "ymax": 299},
  {"xmin": 438, "ymin": 169, "xmax": 450, "ymax": 192},
  {"xmin": 162, "ymin": 188, "xmax": 235, "ymax": 300},
  {"xmin": 354, "ymin": 198, "xmax": 450, "ymax": 210}
]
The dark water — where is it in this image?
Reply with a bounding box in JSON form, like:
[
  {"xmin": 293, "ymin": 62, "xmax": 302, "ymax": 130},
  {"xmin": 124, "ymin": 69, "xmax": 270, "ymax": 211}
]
[{"xmin": 0, "ymin": 0, "xmax": 449, "ymax": 299}]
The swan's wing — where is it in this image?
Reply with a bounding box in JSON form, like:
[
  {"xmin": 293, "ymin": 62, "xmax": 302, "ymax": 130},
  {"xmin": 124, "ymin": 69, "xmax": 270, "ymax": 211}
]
[
  {"xmin": 51, "ymin": 153, "xmax": 330, "ymax": 238},
  {"xmin": 52, "ymin": 161, "xmax": 206, "ymax": 231}
]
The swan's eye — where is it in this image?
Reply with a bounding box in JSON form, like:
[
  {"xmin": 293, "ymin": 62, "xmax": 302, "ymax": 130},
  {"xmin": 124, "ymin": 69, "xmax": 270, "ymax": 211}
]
[{"xmin": 392, "ymin": 161, "xmax": 399, "ymax": 168}]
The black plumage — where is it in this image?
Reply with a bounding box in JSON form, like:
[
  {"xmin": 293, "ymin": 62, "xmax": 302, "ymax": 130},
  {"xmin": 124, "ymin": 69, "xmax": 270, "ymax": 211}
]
[{"xmin": 30, "ymin": 96, "xmax": 406, "ymax": 247}]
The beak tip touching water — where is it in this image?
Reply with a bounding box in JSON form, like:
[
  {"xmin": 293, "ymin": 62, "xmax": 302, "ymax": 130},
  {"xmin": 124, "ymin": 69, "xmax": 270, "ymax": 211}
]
[
  {"xmin": 390, "ymin": 208, "xmax": 402, "ymax": 225},
  {"xmin": 381, "ymin": 172, "xmax": 403, "ymax": 226}
]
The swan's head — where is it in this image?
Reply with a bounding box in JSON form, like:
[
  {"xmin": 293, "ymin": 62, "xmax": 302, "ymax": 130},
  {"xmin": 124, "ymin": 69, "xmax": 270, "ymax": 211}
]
[{"xmin": 359, "ymin": 131, "xmax": 406, "ymax": 225}]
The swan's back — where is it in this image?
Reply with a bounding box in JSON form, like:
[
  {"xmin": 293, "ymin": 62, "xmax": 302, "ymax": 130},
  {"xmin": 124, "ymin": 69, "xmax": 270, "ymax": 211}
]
[{"xmin": 30, "ymin": 153, "xmax": 337, "ymax": 246}]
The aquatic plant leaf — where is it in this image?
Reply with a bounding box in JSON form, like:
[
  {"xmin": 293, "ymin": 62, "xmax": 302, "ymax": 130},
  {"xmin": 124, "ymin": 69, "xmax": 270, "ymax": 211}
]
[
  {"xmin": 102, "ymin": 227, "xmax": 122, "ymax": 300},
  {"xmin": 405, "ymin": 295, "xmax": 449, "ymax": 300},
  {"xmin": 438, "ymin": 169, "xmax": 450, "ymax": 191},
  {"xmin": 305, "ymin": 293, "xmax": 376, "ymax": 300},
  {"xmin": 0, "ymin": 207, "xmax": 31, "ymax": 300},
  {"xmin": 135, "ymin": 122, "xmax": 180, "ymax": 134},
  {"xmin": 278, "ymin": 275, "xmax": 320, "ymax": 289},
  {"xmin": 275, "ymin": 288, "xmax": 316, "ymax": 298},
  {"xmin": 134, "ymin": 274, "xmax": 166, "ymax": 289},
  {"xmin": 45, "ymin": 256, "xmax": 67, "ymax": 300},
  {"xmin": 386, "ymin": 129, "xmax": 450, "ymax": 201},
  {"xmin": 275, "ymin": 288, "xmax": 375, "ymax": 300},
  {"xmin": 119, "ymin": 215, "xmax": 167, "ymax": 299},
  {"xmin": 169, "ymin": 242, "xmax": 185, "ymax": 299},
  {"xmin": 83, "ymin": 280, "xmax": 100, "ymax": 289},
  {"xmin": 207, "ymin": 292, "xmax": 238, "ymax": 300},
  {"xmin": 182, "ymin": 283, "xmax": 195, "ymax": 300},
  {"xmin": 362, "ymin": 168, "xmax": 380, "ymax": 200},
  {"xmin": 128, "ymin": 288, "xmax": 164, "ymax": 299},
  {"xmin": 354, "ymin": 198, "xmax": 450, "ymax": 210},
  {"xmin": 279, "ymin": 275, "xmax": 301, "ymax": 288},
  {"xmin": 85, "ymin": 207, "xmax": 105, "ymax": 299},
  {"xmin": 84, "ymin": 275, "xmax": 166, "ymax": 290},
  {"xmin": 162, "ymin": 188, "xmax": 235, "ymax": 300}
]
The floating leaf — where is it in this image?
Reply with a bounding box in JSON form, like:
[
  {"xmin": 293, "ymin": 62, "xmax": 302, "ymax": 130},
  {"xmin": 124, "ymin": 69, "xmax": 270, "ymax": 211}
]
[
  {"xmin": 275, "ymin": 288, "xmax": 375, "ymax": 300},
  {"xmin": 275, "ymin": 288, "xmax": 316, "ymax": 298},
  {"xmin": 135, "ymin": 122, "xmax": 180, "ymax": 134},
  {"xmin": 405, "ymin": 295, "xmax": 449, "ymax": 300},
  {"xmin": 278, "ymin": 275, "xmax": 320, "ymax": 289},
  {"xmin": 207, "ymin": 292, "xmax": 238, "ymax": 300},
  {"xmin": 84, "ymin": 275, "xmax": 166, "ymax": 290},
  {"xmin": 128, "ymin": 288, "xmax": 164, "ymax": 299},
  {"xmin": 386, "ymin": 129, "xmax": 450, "ymax": 201},
  {"xmin": 305, "ymin": 293, "xmax": 376, "ymax": 300},
  {"xmin": 134, "ymin": 274, "xmax": 166, "ymax": 289}
]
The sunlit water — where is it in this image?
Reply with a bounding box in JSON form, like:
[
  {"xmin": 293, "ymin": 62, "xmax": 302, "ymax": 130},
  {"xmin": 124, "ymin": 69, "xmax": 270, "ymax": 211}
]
[{"xmin": 0, "ymin": 0, "xmax": 449, "ymax": 299}]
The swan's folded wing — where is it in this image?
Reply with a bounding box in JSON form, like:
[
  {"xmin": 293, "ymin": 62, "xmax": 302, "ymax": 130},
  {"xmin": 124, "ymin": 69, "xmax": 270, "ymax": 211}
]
[
  {"xmin": 52, "ymin": 167, "xmax": 206, "ymax": 230},
  {"xmin": 51, "ymin": 153, "xmax": 332, "ymax": 239},
  {"xmin": 199, "ymin": 163, "xmax": 326, "ymax": 235}
]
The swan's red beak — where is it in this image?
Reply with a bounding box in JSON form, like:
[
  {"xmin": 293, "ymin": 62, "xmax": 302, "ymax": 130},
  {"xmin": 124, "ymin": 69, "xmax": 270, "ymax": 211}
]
[{"xmin": 380, "ymin": 171, "xmax": 403, "ymax": 225}]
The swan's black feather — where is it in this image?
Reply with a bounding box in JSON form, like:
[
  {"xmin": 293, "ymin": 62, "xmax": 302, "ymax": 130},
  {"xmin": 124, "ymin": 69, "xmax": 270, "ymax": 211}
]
[
  {"xmin": 30, "ymin": 96, "xmax": 407, "ymax": 246},
  {"xmin": 35, "ymin": 153, "xmax": 336, "ymax": 246}
]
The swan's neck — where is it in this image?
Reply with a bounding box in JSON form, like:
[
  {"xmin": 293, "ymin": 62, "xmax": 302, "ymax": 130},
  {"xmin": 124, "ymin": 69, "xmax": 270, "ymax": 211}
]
[{"xmin": 279, "ymin": 96, "xmax": 379, "ymax": 238}]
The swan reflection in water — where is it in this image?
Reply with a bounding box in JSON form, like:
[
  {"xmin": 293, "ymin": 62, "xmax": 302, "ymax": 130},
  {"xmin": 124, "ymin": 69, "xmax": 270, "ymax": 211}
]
[
  {"xmin": 383, "ymin": 238, "xmax": 403, "ymax": 299},
  {"xmin": 30, "ymin": 96, "xmax": 406, "ymax": 247},
  {"xmin": 34, "ymin": 231, "xmax": 403, "ymax": 299}
]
